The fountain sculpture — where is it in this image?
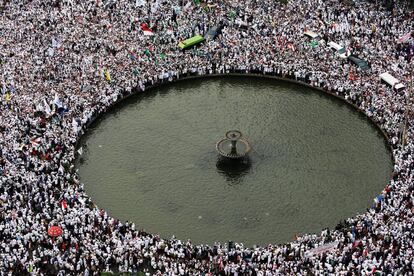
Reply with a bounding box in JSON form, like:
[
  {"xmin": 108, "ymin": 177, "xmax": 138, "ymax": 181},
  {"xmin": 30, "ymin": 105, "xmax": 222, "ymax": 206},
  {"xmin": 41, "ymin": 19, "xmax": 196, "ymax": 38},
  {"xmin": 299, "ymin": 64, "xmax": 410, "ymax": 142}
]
[{"xmin": 216, "ymin": 130, "xmax": 252, "ymax": 159}]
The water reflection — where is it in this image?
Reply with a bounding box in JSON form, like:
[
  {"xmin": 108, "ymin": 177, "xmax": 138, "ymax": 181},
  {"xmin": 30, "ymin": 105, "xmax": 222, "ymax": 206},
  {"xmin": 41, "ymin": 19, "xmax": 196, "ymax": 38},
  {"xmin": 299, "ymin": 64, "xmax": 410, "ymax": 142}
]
[{"xmin": 216, "ymin": 157, "xmax": 252, "ymax": 185}]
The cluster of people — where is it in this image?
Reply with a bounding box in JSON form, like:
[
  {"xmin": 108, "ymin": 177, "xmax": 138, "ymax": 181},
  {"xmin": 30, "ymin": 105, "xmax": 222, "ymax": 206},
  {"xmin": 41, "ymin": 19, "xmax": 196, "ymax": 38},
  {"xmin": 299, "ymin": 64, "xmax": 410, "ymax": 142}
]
[{"xmin": 1, "ymin": 0, "xmax": 414, "ymax": 274}]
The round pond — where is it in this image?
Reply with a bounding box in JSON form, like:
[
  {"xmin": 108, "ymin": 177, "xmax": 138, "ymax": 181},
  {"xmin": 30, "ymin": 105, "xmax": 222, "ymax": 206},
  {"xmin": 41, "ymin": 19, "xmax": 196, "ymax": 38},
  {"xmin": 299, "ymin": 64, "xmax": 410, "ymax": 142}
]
[{"xmin": 78, "ymin": 76, "xmax": 392, "ymax": 246}]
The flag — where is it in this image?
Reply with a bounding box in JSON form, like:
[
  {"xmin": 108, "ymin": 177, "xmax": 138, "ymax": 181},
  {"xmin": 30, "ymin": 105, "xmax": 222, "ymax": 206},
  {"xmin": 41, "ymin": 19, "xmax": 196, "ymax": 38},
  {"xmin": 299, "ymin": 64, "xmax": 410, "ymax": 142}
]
[
  {"xmin": 104, "ymin": 69, "xmax": 111, "ymax": 82},
  {"xmin": 287, "ymin": 43, "xmax": 295, "ymax": 51},
  {"xmin": 128, "ymin": 50, "xmax": 138, "ymax": 60},
  {"xmin": 141, "ymin": 23, "xmax": 154, "ymax": 36},
  {"xmin": 183, "ymin": 1, "xmax": 192, "ymax": 10},
  {"xmin": 143, "ymin": 29, "xmax": 154, "ymax": 36},
  {"xmin": 30, "ymin": 137, "xmax": 41, "ymax": 148},
  {"xmin": 374, "ymin": 194, "xmax": 384, "ymax": 203},
  {"xmin": 51, "ymin": 37, "xmax": 60, "ymax": 48},
  {"xmin": 61, "ymin": 200, "xmax": 68, "ymax": 210},
  {"xmin": 166, "ymin": 27, "xmax": 174, "ymax": 35},
  {"xmin": 53, "ymin": 94, "xmax": 63, "ymax": 108},
  {"xmin": 398, "ymin": 32, "xmax": 412, "ymax": 43},
  {"xmin": 135, "ymin": 0, "xmax": 145, "ymax": 7},
  {"xmin": 352, "ymin": 240, "xmax": 361, "ymax": 248},
  {"xmin": 1, "ymin": 82, "xmax": 6, "ymax": 94},
  {"xmin": 310, "ymin": 41, "xmax": 318, "ymax": 48},
  {"xmin": 43, "ymin": 99, "xmax": 51, "ymax": 115},
  {"xmin": 4, "ymin": 92, "xmax": 10, "ymax": 101},
  {"xmin": 57, "ymin": 106, "xmax": 69, "ymax": 116},
  {"xmin": 349, "ymin": 69, "xmax": 356, "ymax": 81},
  {"xmin": 77, "ymin": 197, "xmax": 85, "ymax": 205},
  {"xmin": 72, "ymin": 118, "xmax": 79, "ymax": 133},
  {"xmin": 160, "ymin": 53, "xmax": 166, "ymax": 60},
  {"xmin": 280, "ymin": 37, "xmax": 286, "ymax": 51}
]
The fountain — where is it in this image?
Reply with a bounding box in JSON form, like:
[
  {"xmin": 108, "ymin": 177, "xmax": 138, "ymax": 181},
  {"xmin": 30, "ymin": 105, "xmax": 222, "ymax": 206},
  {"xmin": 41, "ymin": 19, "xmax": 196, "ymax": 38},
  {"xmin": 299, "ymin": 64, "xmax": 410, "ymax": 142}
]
[{"xmin": 216, "ymin": 130, "xmax": 252, "ymax": 159}]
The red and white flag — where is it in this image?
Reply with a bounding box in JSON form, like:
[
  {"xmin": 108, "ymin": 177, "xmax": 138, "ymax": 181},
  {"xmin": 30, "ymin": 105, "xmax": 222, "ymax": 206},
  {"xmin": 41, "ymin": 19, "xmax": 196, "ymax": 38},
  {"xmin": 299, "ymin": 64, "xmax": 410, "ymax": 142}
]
[
  {"xmin": 61, "ymin": 200, "xmax": 68, "ymax": 210},
  {"xmin": 30, "ymin": 137, "xmax": 41, "ymax": 148},
  {"xmin": 166, "ymin": 27, "xmax": 174, "ymax": 35},
  {"xmin": 398, "ymin": 32, "xmax": 412, "ymax": 43},
  {"xmin": 141, "ymin": 23, "xmax": 154, "ymax": 36}
]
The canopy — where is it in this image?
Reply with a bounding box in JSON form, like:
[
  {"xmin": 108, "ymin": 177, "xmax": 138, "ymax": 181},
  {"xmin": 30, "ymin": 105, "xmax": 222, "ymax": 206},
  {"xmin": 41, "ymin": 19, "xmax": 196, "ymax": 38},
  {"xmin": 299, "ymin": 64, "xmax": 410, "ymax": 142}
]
[
  {"xmin": 380, "ymin": 72, "xmax": 405, "ymax": 90},
  {"xmin": 204, "ymin": 25, "xmax": 224, "ymax": 41},
  {"xmin": 348, "ymin": 55, "xmax": 369, "ymax": 70},
  {"xmin": 304, "ymin": 30, "xmax": 320, "ymax": 40},
  {"xmin": 178, "ymin": 35, "xmax": 204, "ymax": 50}
]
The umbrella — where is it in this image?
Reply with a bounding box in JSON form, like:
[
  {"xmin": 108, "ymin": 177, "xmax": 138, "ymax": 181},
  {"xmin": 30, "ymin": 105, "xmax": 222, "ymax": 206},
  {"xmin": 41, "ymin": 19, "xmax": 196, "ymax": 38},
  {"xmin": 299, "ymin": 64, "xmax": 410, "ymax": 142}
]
[{"xmin": 48, "ymin": 226, "xmax": 63, "ymax": 237}]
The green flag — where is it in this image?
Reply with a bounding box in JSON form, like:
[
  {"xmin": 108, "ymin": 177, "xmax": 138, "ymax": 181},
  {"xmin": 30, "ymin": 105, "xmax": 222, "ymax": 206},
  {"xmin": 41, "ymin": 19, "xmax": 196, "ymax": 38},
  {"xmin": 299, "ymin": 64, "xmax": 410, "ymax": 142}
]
[{"xmin": 310, "ymin": 40, "xmax": 318, "ymax": 48}]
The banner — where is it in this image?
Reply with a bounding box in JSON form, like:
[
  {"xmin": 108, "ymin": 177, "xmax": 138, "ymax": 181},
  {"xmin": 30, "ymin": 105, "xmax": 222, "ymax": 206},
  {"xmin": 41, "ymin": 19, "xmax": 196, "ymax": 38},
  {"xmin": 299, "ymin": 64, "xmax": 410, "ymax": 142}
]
[{"xmin": 305, "ymin": 242, "xmax": 338, "ymax": 257}]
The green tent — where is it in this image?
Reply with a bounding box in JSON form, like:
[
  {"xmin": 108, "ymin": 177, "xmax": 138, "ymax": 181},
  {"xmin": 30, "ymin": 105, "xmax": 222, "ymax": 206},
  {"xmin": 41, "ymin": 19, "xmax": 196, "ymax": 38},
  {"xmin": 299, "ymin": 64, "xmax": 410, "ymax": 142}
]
[{"xmin": 178, "ymin": 35, "xmax": 205, "ymax": 49}]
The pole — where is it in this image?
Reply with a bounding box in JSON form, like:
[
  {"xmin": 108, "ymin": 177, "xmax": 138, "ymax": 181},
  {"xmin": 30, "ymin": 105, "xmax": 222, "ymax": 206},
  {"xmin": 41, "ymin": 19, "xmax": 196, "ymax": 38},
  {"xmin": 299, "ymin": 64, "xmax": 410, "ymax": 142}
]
[{"xmin": 402, "ymin": 72, "xmax": 413, "ymax": 151}]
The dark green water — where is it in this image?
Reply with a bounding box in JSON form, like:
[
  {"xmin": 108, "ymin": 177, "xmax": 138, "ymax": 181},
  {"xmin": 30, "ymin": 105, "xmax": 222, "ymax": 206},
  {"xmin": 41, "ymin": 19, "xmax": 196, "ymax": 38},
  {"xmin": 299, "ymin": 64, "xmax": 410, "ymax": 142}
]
[{"xmin": 78, "ymin": 76, "xmax": 392, "ymax": 246}]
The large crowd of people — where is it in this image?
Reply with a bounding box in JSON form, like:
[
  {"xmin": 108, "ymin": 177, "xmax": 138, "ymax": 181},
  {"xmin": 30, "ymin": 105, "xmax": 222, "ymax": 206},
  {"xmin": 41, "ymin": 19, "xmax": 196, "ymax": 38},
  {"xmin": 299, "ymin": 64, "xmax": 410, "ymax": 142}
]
[{"xmin": 1, "ymin": 0, "xmax": 414, "ymax": 274}]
